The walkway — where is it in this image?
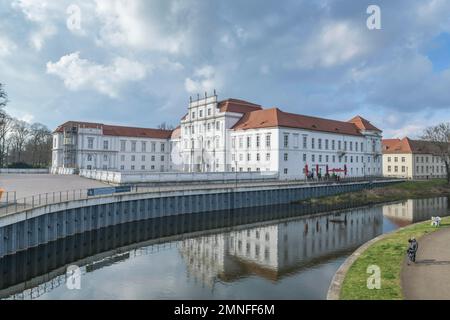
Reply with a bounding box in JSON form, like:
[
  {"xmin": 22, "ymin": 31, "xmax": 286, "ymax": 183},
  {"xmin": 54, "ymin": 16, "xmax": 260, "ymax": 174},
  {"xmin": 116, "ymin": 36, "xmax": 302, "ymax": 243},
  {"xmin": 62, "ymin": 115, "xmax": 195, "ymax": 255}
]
[
  {"xmin": 401, "ymin": 227, "xmax": 450, "ymax": 299},
  {"xmin": 0, "ymin": 174, "xmax": 108, "ymax": 199}
]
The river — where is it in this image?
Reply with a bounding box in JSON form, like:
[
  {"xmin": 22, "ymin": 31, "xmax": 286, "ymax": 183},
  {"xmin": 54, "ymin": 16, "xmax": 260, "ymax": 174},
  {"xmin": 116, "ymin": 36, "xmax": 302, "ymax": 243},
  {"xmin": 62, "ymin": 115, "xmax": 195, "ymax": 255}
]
[{"xmin": 0, "ymin": 197, "xmax": 448, "ymax": 300}]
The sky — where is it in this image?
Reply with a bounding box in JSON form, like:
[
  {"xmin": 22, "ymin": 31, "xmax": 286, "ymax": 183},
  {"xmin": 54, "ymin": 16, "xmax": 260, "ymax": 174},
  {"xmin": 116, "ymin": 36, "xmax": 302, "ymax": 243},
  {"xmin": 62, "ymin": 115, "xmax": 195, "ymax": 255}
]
[{"xmin": 1, "ymin": 0, "xmax": 450, "ymax": 138}]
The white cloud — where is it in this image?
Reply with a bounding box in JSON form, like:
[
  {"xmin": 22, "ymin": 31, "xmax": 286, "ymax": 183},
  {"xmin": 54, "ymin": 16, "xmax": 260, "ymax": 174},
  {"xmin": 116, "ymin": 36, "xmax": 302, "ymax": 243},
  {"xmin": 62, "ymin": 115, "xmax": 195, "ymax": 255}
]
[
  {"xmin": 11, "ymin": 0, "xmax": 65, "ymax": 50},
  {"xmin": 94, "ymin": 0, "xmax": 188, "ymax": 53},
  {"xmin": 0, "ymin": 36, "xmax": 17, "ymax": 56},
  {"xmin": 46, "ymin": 52, "xmax": 149, "ymax": 98},
  {"xmin": 184, "ymin": 65, "xmax": 220, "ymax": 94},
  {"xmin": 298, "ymin": 21, "xmax": 367, "ymax": 68}
]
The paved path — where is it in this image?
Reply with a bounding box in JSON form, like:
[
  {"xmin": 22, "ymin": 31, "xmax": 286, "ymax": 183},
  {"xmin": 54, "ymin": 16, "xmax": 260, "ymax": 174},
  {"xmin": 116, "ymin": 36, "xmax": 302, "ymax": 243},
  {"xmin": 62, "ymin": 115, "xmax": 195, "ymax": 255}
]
[
  {"xmin": 0, "ymin": 174, "xmax": 108, "ymax": 199},
  {"xmin": 401, "ymin": 227, "xmax": 450, "ymax": 299}
]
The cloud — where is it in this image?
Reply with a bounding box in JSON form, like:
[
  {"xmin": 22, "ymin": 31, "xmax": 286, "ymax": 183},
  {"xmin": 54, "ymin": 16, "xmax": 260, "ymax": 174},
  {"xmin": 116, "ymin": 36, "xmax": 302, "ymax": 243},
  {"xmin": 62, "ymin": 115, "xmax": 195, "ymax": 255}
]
[
  {"xmin": 46, "ymin": 52, "xmax": 149, "ymax": 98},
  {"xmin": 297, "ymin": 21, "xmax": 368, "ymax": 69},
  {"xmin": 184, "ymin": 65, "xmax": 220, "ymax": 94},
  {"xmin": 0, "ymin": 36, "xmax": 17, "ymax": 56},
  {"xmin": 94, "ymin": 0, "xmax": 190, "ymax": 53}
]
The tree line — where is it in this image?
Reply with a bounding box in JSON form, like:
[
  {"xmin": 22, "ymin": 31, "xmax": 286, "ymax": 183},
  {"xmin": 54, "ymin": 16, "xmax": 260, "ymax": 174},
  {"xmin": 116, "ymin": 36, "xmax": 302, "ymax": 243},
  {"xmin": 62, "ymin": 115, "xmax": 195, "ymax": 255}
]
[{"xmin": 1, "ymin": 83, "xmax": 52, "ymax": 168}]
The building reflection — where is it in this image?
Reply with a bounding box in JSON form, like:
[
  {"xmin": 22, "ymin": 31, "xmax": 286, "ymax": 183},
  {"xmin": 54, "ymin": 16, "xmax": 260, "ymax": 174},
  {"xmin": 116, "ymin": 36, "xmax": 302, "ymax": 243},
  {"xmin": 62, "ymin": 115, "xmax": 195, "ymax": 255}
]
[
  {"xmin": 383, "ymin": 197, "xmax": 449, "ymax": 227},
  {"xmin": 179, "ymin": 207, "xmax": 383, "ymax": 287}
]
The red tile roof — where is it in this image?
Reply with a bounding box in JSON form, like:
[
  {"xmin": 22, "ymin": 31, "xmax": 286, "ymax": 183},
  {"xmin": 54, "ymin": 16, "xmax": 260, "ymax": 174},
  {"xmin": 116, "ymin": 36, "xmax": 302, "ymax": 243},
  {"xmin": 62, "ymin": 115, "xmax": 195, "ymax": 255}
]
[
  {"xmin": 382, "ymin": 137, "xmax": 445, "ymax": 154},
  {"xmin": 218, "ymin": 99, "xmax": 262, "ymax": 114},
  {"xmin": 54, "ymin": 121, "xmax": 173, "ymax": 139},
  {"xmin": 232, "ymin": 108, "xmax": 366, "ymax": 136},
  {"xmin": 348, "ymin": 116, "xmax": 382, "ymax": 132}
]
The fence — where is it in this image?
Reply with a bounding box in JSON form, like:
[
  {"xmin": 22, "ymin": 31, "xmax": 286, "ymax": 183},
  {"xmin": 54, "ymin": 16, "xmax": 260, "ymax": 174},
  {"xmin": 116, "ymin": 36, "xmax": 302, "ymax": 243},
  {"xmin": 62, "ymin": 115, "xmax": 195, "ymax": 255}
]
[
  {"xmin": 79, "ymin": 169, "xmax": 280, "ymax": 184},
  {"xmin": 0, "ymin": 169, "xmax": 49, "ymax": 174},
  {"xmin": 0, "ymin": 176, "xmax": 403, "ymax": 217}
]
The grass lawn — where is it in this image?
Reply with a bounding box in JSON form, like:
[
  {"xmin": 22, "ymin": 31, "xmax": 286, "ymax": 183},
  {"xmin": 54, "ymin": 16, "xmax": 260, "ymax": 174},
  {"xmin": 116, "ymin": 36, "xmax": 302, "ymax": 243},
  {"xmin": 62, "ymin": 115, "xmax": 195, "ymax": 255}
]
[
  {"xmin": 302, "ymin": 179, "xmax": 450, "ymax": 207},
  {"xmin": 340, "ymin": 216, "xmax": 450, "ymax": 300}
]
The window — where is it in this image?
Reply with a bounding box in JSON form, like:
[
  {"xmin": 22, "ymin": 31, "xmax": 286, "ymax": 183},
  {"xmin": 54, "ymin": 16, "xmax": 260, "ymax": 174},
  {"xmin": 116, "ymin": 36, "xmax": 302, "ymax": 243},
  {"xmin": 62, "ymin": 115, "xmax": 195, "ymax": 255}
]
[
  {"xmin": 303, "ymin": 154, "xmax": 307, "ymax": 161},
  {"xmin": 312, "ymin": 154, "xmax": 315, "ymax": 162},
  {"xmin": 161, "ymin": 155, "xmax": 165, "ymax": 161},
  {"xmin": 284, "ymin": 153, "xmax": 288, "ymax": 161},
  {"xmin": 247, "ymin": 136, "xmax": 251, "ymax": 148},
  {"xmin": 103, "ymin": 140, "xmax": 109, "ymax": 150},
  {"xmin": 192, "ymin": 112, "xmax": 195, "ymax": 119},
  {"xmin": 256, "ymin": 153, "xmax": 261, "ymax": 161},
  {"xmin": 120, "ymin": 140, "xmax": 126, "ymax": 152},
  {"xmin": 151, "ymin": 142, "xmax": 156, "ymax": 152},
  {"xmin": 151, "ymin": 156, "xmax": 155, "ymax": 162},
  {"xmin": 131, "ymin": 155, "xmax": 136, "ymax": 162},
  {"xmin": 103, "ymin": 155, "xmax": 108, "ymax": 161},
  {"xmin": 349, "ymin": 141, "xmax": 353, "ymax": 151},
  {"xmin": 311, "ymin": 138, "xmax": 315, "ymax": 149},
  {"xmin": 131, "ymin": 165, "xmax": 135, "ymax": 170},
  {"xmin": 120, "ymin": 165, "xmax": 125, "ymax": 170},
  {"xmin": 142, "ymin": 155, "xmax": 146, "ymax": 161},
  {"xmin": 216, "ymin": 121, "xmax": 220, "ymax": 130},
  {"xmin": 256, "ymin": 136, "xmax": 261, "ymax": 148},
  {"xmin": 131, "ymin": 141, "xmax": 136, "ymax": 152},
  {"xmin": 344, "ymin": 141, "xmax": 347, "ymax": 151},
  {"xmin": 207, "ymin": 108, "xmax": 211, "ymax": 116},
  {"xmin": 239, "ymin": 137, "xmax": 243, "ymax": 149},
  {"xmin": 266, "ymin": 135, "xmax": 271, "ymax": 148},
  {"xmin": 142, "ymin": 142, "xmax": 147, "ymax": 152},
  {"xmin": 102, "ymin": 165, "xmax": 107, "ymax": 170},
  {"xmin": 284, "ymin": 134, "xmax": 289, "ymax": 148},
  {"xmin": 161, "ymin": 143, "xmax": 165, "ymax": 152},
  {"xmin": 231, "ymin": 137, "xmax": 236, "ymax": 148},
  {"xmin": 199, "ymin": 110, "xmax": 203, "ymax": 117},
  {"xmin": 325, "ymin": 139, "xmax": 329, "ymax": 150},
  {"xmin": 284, "ymin": 168, "xmax": 288, "ymax": 174},
  {"xmin": 88, "ymin": 137, "xmax": 94, "ymax": 149},
  {"xmin": 402, "ymin": 157, "xmax": 406, "ymax": 163},
  {"xmin": 266, "ymin": 153, "xmax": 271, "ymax": 161},
  {"xmin": 239, "ymin": 154, "xmax": 243, "ymax": 161},
  {"xmin": 87, "ymin": 154, "xmax": 93, "ymax": 161},
  {"xmin": 319, "ymin": 155, "xmax": 322, "ymax": 163},
  {"xmin": 332, "ymin": 140, "xmax": 335, "ymax": 150},
  {"xmin": 338, "ymin": 141, "xmax": 342, "ymax": 150},
  {"xmin": 303, "ymin": 136, "xmax": 307, "ymax": 149},
  {"xmin": 388, "ymin": 157, "xmax": 391, "ymax": 162},
  {"xmin": 247, "ymin": 153, "xmax": 251, "ymax": 161},
  {"xmin": 294, "ymin": 134, "xmax": 299, "ymax": 148},
  {"xmin": 318, "ymin": 139, "xmax": 322, "ymax": 150}
]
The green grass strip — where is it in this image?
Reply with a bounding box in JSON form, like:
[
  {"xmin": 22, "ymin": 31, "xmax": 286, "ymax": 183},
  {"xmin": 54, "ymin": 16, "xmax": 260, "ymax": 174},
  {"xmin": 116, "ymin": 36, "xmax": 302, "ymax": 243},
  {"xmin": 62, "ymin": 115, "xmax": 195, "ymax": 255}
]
[{"xmin": 340, "ymin": 216, "xmax": 450, "ymax": 300}]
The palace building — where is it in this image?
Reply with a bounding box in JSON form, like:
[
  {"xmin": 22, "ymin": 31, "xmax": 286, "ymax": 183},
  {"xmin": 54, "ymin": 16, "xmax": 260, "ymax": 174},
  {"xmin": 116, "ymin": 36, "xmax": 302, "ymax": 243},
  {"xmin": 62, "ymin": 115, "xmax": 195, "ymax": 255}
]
[
  {"xmin": 382, "ymin": 137, "xmax": 448, "ymax": 179},
  {"xmin": 52, "ymin": 93, "xmax": 383, "ymax": 179}
]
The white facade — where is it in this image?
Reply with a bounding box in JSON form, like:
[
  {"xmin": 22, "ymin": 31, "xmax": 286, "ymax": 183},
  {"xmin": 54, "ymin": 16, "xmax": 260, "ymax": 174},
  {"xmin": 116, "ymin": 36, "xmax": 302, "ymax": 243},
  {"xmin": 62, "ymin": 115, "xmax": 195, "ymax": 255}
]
[
  {"xmin": 52, "ymin": 123, "xmax": 172, "ymax": 173},
  {"xmin": 52, "ymin": 93, "xmax": 383, "ymax": 179}
]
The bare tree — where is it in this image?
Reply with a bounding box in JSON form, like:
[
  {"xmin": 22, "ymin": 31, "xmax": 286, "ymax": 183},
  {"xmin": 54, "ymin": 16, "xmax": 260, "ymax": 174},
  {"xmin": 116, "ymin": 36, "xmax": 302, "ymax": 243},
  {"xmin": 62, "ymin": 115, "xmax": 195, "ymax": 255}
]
[
  {"xmin": 421, "ymin": 123, "xmax": 450, "ymax": 184},
  {"xmin": 25, "ymin": 123, "xmax": 52, "ymax": 167},
  {"xmin": 0, "ymin": 83, "xmax": 12, "ymax": 167},
  {"xmin": 8, "ymin": 119, "xmax": 30, "ymax": 164},
  {"xmin": 0, "ymin": 83, "xmax": 7, "ymax": 109}
]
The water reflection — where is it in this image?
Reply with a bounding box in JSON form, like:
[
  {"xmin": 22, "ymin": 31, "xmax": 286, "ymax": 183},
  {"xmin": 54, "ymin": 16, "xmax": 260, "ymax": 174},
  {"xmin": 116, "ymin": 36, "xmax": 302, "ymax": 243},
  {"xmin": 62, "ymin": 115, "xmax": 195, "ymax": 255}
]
[
  {"xmin": 383, "ymin": 197, "xmax": 448, "ymax": 226},
  {"xmin": 179, "ymin": 209, "xmax": 382, "ymax": 287},
  {"xmin": 0, "ymin": 197, "xmax": 448, "ymax": 300}
]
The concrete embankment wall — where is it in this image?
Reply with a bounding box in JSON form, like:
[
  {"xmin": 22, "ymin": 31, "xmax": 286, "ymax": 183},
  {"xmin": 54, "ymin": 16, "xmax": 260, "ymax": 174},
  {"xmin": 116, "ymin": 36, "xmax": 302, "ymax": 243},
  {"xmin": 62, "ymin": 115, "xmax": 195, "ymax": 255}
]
[{"xmin": 0, "ymin": 180, "xmax": 399, "ymax": 258}]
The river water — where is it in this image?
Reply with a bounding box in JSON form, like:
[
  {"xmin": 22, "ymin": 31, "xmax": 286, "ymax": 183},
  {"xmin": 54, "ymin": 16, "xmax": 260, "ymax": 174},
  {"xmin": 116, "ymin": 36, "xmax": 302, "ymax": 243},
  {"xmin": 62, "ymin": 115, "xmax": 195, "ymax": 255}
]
[{"xmin": 0, "ymin": 197, "xmax": 448, "ymax": 300}]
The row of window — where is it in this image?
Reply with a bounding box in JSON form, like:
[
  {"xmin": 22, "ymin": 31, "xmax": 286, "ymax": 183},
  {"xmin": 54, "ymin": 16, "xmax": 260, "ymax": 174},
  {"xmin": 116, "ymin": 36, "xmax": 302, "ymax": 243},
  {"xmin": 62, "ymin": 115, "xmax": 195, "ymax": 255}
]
[
  {"xmin": 387, "ymin": 165, "xmax": 446, "ymax": 174},
  {"xmin": 231, "ymin": 152, "xmax": 381, "ymax": 164},
  {"xmin": 231, "ymin": 134, "xmax": 377, "ymax": 153},
  {"xmin": 85, "ymin": 138, "xmax": 167, "ymax": 153},
  {"xmin": 120, "ymin": 155, "xmax": 166, "ymax": 162},
  {"xmin": 183, "ymin": 121, "xmax": 221, "ymax": 135},
  {"xmin": 119, "ymin": 165, "xmax": 165, "ymax": 171}
]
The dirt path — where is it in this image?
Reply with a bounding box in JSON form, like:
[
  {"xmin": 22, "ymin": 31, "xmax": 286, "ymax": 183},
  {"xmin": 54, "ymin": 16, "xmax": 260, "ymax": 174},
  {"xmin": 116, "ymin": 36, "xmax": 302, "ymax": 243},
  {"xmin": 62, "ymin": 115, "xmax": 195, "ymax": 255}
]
[{"xmin": 401, "ymin": 228, "xmax": 450, "ymax": 299}]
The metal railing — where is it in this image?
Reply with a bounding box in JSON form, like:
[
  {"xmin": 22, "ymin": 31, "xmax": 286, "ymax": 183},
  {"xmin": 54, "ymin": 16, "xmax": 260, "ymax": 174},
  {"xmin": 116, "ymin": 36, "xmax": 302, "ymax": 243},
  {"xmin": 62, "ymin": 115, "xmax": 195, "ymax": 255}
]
[{"xmin": 0, "ymin": 176, "xmax": 402, "ymax": 217}]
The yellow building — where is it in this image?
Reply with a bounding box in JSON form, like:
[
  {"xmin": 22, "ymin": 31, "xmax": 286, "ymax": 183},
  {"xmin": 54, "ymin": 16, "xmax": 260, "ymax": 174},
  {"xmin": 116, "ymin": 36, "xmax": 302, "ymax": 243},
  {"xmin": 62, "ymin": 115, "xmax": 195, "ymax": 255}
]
[{"xmin": 382, "ymin": 137, "xmax": 447, "ymax": 179}]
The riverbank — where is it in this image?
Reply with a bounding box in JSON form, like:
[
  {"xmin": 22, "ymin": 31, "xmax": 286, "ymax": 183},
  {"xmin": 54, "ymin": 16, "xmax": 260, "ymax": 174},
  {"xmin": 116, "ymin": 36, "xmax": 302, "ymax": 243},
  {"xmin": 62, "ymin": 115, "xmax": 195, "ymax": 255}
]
[
  {"xmin": 337, "ymin": 216, "xmax": 450, "ymax": 300},
  {"xmin": 301, "ymin": 179, "xmax": 450, "ymax": 207}
]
